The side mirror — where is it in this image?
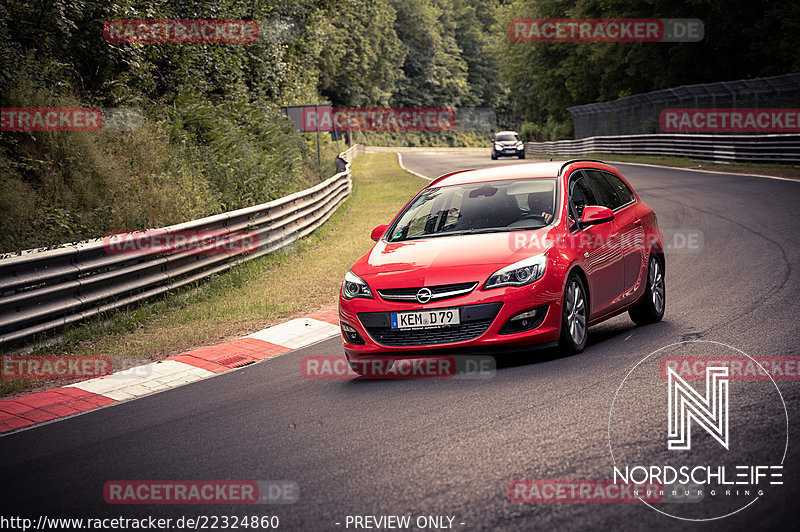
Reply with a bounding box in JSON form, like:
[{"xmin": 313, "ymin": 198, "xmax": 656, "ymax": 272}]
[
  {"xmin": 370, "ymin": 224, "xmax": 389, "ymax": 242},
  {"xmin": 579, "ymin": 205, "xmax": 614, "ymax": 226}
]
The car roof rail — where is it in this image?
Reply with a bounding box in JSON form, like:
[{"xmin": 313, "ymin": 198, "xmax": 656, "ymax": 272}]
[{"xmin": 557, "ymin": 159, "xmax": 607, "ymax": 176}]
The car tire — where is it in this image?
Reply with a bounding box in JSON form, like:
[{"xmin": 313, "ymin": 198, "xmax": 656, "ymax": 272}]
[
  {"xmin": 558, "ymin": 273, "xmax": 588, "ymax": 354},
  {"xmin": 491, "ymin": 151, "xmax": 497, "ymax": 160},
  {"xmin": 629, "ymin": 254, "xmax": 665, "ymax": 325},
  {"xmin": 518, "ymin": 152, "xmax": 525, "ymax": 159},
  {"xmin": 346, "ymin": 355, "xmax": 395, "ymax": 378}
]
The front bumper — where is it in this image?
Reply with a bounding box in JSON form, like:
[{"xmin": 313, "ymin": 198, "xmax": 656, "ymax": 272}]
[
  {"xmin": 494, "ymin": 146, "xmax": 525, "ymax": 157},
  {"xmin": 339, "ymin": 274, "xmax": 563, "ymax": 359}
]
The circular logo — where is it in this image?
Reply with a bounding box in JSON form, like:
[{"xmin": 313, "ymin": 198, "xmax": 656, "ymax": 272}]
[
  {"xmin": 416, "ymin": 288, "xmax": 433, "ymax": 304},
  {"xmin": 607, "ymin": 341, "xmax": 788, "ymax": 521}
]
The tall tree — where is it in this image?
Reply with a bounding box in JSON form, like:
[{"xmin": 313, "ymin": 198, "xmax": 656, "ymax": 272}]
[
  {"xmin": 389, "ymin": 0, "xmax": 469, "ymax": 107},
  {"xmin": 317, "ymin": 0, "xmax": 405, "ymax": 106},
  {"xmin": 496, "ymin": 0, "xmax": 800, "ymax": 135}
]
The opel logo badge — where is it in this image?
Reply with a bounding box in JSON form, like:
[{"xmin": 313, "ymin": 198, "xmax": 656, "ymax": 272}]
[{"xmin": 416, "ymin": 287, "xmax": 432, "ymax": 304}]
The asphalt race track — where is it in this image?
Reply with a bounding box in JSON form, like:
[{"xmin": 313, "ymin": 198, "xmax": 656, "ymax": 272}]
[{"xmin": 2, "ymin": 150, "xmax": 799, "ymax": 530}]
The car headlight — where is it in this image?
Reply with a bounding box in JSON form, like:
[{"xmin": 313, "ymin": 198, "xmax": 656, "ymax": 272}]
[
  {"xmin": 517, "ymin": 143, "xmax": 524, "ymax": 150},
  {"xmin": 342, "ymin": 270, "xmax": 373, "ymax": 299},
  {"xmin": 485, "ymin": 253, "xmax": 547, "ymax": 289},
  {"xmin": 495, "ymin": 144, "xmax": 503, "ymax": 150}
]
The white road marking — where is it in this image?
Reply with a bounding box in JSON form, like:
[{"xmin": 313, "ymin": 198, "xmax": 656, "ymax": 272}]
[
  {"xmin": 605, "ymin": 160, "xmax": 799, "ymax": 183},
  {"xmin": 397, "ymin": 152, "xmax": 432, "ymax": 181}
]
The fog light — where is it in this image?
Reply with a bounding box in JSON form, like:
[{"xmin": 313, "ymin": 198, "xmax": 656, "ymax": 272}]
[
  {"xmin": 341, "ymin": 322, "xmax": 366, "ymax": 345},
  {"xmin": 512, "ymin": 309, "xmax": 538, "ymax": 325},
  {"xmin": 500, "ymin": 305, "xmax": 548, "ymax": 335}
]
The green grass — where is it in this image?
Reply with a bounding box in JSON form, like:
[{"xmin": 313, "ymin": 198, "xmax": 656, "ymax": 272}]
[
  {"xmin": 524, "ymin": 152, "xmax": 800, "ymax": 179},
  {"xmin": 1, "ymin": 152, "xmax": 426, "ymax": 398}
]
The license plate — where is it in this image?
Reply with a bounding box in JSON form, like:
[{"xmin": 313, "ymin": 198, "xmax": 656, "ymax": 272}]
[{"xmin": 391, "ymin": 308, "xmax": 460, "ymax": 329}]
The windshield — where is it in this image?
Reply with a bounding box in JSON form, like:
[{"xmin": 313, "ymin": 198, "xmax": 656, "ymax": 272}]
[
  {"xmin": 387, "ymin": 179, "xmax": 557, "ymax": 242},
  {"xmin": 495, "ymin": 133, "xmax": 520, "ymax": 142}
]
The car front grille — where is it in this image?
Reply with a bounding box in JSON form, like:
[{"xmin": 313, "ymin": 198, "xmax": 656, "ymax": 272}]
[
  {"xmin": 358, "ymin": 302, "xmax": 502, "ymax": 347},
  {"xmin": 377, "ymin": 282, "xmax": 478, "ymax": 303}
]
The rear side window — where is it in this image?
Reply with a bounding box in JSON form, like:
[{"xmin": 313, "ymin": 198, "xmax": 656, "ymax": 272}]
[
  {"xmin": 585, "ymin": 170, "xmax": 623, "ymax": 210},
  {"xmin": 601, "ymin": 171, "xmax": 635, "ymax": 206}
]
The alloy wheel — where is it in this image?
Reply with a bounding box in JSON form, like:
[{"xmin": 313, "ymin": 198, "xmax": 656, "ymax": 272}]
[
  {"xmin": 565, "ymin": 280, "xmax": 587, "ymax": 345},
  {"xmin": 649, "ymin": 257, "xmax": 665, "ymax": 315}
]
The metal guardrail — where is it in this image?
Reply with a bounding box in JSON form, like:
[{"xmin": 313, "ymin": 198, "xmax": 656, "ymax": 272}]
[
  {"xmin": 525, "ymin": 134, "xmax": 800, "ymax": 164},
  {"xmin": 0, "ymin": 144, "xmax": 363, "ymax": 349}
]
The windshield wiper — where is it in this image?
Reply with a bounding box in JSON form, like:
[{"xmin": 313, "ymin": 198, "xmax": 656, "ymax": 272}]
[
  {"xmin": 393, "ymin": 226, "xmax": 538, "ymax": 242},
  {"xmin": 463, "ymin": 227, "xmax": 518, "ymax": 234},
  {"xmin": 395, "ymin": 230, "xmax": 466, "ymax": 241}
]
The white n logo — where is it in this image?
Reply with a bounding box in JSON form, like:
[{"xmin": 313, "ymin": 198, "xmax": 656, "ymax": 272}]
[{"xmin": 667, "ymin": 366, "xmax": 729, "ymax": 450}]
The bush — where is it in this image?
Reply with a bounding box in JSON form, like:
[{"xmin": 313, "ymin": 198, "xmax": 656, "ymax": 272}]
[
  {"xmin": 0, "ymin": 66, "xmax": 321, "ymax": 254},
  {"xmin": 520, "ymin": 117, "xmax": 574, "ymax": 142}
]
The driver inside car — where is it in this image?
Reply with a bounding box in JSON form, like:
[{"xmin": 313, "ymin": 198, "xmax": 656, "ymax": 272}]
[{"xmin": 527, "ymin": 192, "xmax": 554, "ymax": 224}]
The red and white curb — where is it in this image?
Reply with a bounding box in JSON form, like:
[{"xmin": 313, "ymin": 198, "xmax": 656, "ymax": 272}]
[{"xmin": 0, "ymin": 307, "xmax": 340, "ymax": 435}]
